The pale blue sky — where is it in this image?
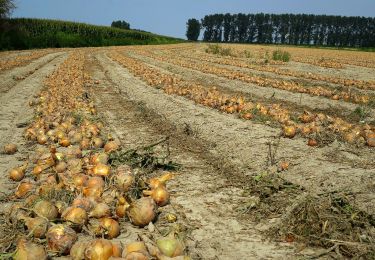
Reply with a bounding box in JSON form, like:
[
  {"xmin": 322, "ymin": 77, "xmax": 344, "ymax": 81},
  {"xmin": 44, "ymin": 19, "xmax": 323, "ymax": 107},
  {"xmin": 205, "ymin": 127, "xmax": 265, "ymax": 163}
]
[{"xmin": 12, "ymin": 0, "xmax": 375, "ymax": 39}]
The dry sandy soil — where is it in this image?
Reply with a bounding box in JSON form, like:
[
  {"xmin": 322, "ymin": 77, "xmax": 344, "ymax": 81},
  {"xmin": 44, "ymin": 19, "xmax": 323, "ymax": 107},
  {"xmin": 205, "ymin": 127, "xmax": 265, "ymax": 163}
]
[{"xmin": 0, "ymin": 44, "xmax": 374, "ymax": 259}]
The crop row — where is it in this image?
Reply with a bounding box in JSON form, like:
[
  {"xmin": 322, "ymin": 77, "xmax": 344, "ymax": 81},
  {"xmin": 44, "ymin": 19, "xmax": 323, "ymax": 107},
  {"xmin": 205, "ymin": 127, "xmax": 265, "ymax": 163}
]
[
  {"xmin": 109, "ymin": 50, "xmax": 375, "ymax": 147},
  {"xmin": 2, "ymin": 51, "xmax": 187, "ymax": 259},
  {"xmin": 0, "ymin": 49, "xmax": 54, "ymax": 71}
]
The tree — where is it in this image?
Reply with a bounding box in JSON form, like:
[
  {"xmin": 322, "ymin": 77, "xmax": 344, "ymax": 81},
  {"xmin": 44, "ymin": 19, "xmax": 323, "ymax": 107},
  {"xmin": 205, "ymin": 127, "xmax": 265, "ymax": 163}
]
[
  {"xmin": 186, "ymin": 18, "xmax": 200, "ymax": 41},
  {"xmin": 0, "ymin": 0, "xmax": 15, "ymax": 19},
  {"xmin": 111, "ymin": 20, "xmax": 130, "ymax": 30}
]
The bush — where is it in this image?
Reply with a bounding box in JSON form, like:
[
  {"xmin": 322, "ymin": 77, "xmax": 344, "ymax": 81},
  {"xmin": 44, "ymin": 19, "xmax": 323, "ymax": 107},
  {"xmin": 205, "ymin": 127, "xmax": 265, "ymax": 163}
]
[
  {"xmin": 205, "ymin": 44, "xmax": 233, "ymax": 56},
  {"xmin": 272, "ymin": 49, "xmax": 291, "ymax": 62}
]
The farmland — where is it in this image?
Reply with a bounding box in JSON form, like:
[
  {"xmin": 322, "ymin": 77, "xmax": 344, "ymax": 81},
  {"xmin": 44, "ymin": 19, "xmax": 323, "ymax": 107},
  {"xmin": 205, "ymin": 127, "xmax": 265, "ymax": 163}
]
[{"xmin": 0, "ymin": 43, "xmax": 375, "ymax": 259}]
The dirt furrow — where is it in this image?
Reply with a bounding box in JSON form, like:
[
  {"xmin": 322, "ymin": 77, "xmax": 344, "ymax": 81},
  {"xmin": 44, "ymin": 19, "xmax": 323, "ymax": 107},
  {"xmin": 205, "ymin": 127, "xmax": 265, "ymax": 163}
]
[
  {"xmin": 99, "ymin": 51, "xmax": 375, "ymax": 216},
  {"xmin": 87, "ymin": 51, "xmax": 304, "ymax": 259},
  {"xmin": 127, "ymin": 51, "xmax": 375, "ymax": 124},
  {"xmin": 0, "ymin": 52, "xmax": 69, "ymax": 193},
  {"xmin": 0, "ymin": 51, "xmax": 66, "ymax": 95}
]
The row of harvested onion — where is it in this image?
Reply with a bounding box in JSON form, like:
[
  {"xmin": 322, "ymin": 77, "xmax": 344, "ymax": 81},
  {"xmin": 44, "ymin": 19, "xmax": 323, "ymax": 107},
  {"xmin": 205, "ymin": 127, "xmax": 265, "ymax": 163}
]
[
  {"xmin": 3, "ymin": 50, "xmax": 189, "ymax": 260},
  {"xmin": 109, "ymin": 50, "xmax": 375, "ymax": 148}
]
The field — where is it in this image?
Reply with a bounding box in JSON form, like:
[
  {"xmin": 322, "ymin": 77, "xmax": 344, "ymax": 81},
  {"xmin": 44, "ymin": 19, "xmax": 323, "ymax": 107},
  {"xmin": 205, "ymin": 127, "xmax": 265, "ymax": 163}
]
[{"xmin": 0, "ymin": 43, "xmax": 374, "ymax": 259}]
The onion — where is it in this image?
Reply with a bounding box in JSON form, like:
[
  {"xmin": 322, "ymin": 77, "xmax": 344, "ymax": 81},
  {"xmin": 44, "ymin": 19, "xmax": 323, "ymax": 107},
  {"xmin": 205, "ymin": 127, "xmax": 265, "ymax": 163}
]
[
  {"xmin": 9, "ymin": 203, "xmax": 28, "ymax": 224},
  {"xmin": 307, "ymin": 138, "xmax": 318, "ymax": 147},
  {"xmin": 67, "ymin": 158, "xmax": 83, "ymax": 173},
  {"xmin": 70, "ymin": 240, "xmax": 90, "ymax": 260},
  {"xmin": 156, "ymin": 237, "xmax": 184, "ymax": 257},
  {"xmin": 32, "ymin": 165, "xmax": 43, "ymax": 177},
  {"xmin": 73, "ymin": 174, "xmax": 89, "ymax": 188},
  {"xmin": 55, "ymin": 201, "xmax": 68, "ymax": 215},
  {"xmin": 123, "ymin": 252, "xmax": 148, "ymax": 260},
  {"xmin": 149, "ymin": 173, "xmax": 174, "ymax": 189},
  {"xmin": 25, "ymin": 216, "xmax": 49, "ymax": 238},
  {"xmin": 33, "ymin": 200, "xmax": 58, "ymax": 220},
  {"xmin": 143, "ymin": 187, "xmax": 170, "ymax": 206},
  {"xmin": 83, "ymin": 177, "xmax": 105, "ymax": 199},
  {"xmin": 59, "ymin": 137, "xmax": 71, "ymax": 147},
  {"xmin": 55, "ymin": 161, "xmax": 67, "ymax": 173},
  {"xmin": 91, "ymin": 153, "xmax": 109, "ymax": 165},
  {"xmin": 92, "ymin": 137, "xmax": 104, "ymax": 148},
  {"xmin": 71, "ymin": 132, "xmax": 83, "ymax": 144},
  {"xmin": 165, "ymin": 213, "xmax": 177, "ymax": 223},
  {"xmin": 84, "ymin": 239, "xmax": 114, "ymax": 260},
  {"xmin": 89, "ymin": 203, "xmax": 111, "ymax": 218},
  {"xmin": 65, "ymin": 146, "xmax": 82, "ymax": 159},
  {"xmin": 46, "ymin": 224, "xmax": 77, "ymax": 255},
  {"xmin": 366, "ymin": 132, "xmax": 375, "ymax": 147},
  {"xmin": 37, "ymin": 134, "xmax": 48, "ymax": 145},
  {"xmin": 104, "ymin": 141, "xmax": 119, "ymax": 153},
  {"xmin": 112, "ymin": 242, "xmax": 122, "ymax": 258},
  {"xmin": 93, "ymin": 164, "xmax": 111, "ymax": 177},
  {"xmin": 283, "ymin": 125, "xmax": 296, "ymax": 138},
  {"xmin": 15, "ymin": 180, "xmax": 34, "ymax": 198},
  {"xmin": 99, "ymin": 218, "xmax": 120, "ymax": 239},
  {"xmin": 115, "ymin": 203, "xmax": 129, "ymax": 218},
  {"xmin": 9, "ymin": 163, "xmax": 27, "ymax": 181},
  {"xmin": 115, "ymin": 166, "xmax": 134, "ymax": 191},
  {"xmin": 122, "ymin": 242, "xmax": 148, "ymax": 257},
  {"xmin": 80, "ymin": 138, "xmax": 91, "ymax": 149},
  {"xmin": 3, "ymin": 143, "xmax": 17, "ymax": 154},
  {"xmin": 14, "ymin": 238, "xmax": 47, "ymax": 260},
  {"xmin": 127, "ymin": 197, "xmax": 157, "ymax": 227},
  {"xmin": 62, "ymin": 206, "xmax": 88, "ymax": 226},
  {"xmin": 72, "ymin": 197, "xmax": 94, "ymax": 212}
]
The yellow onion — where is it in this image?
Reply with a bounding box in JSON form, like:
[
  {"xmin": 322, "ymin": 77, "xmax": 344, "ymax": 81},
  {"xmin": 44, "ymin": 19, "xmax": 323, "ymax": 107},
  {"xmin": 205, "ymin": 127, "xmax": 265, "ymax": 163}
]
[
  {"xmin": 90, "ymin": 153, "xmax": 109, "ymax": 165},
  {"xmin": 72, "ymin": 197, "xmax": 94, "ymax": 212},
  {"xmin": 70, "ymin": 132, "xmax": 83, "ymax": 144},
  {"xmin": 65, "ymin": 146, "xmax": 82, "ymax": 159},
  {"xmin": 115, "ymin": 165, "xmax": 134, "ymax": 192},
  {"xmin": 143, "ymin": 187, "xmax": 170, "ymax": 207},
  {"xmin": 55, "ymin": 201, "xmax": 68, "ymax": 215},
  {"xmin": 73, "ymin": 174, "xmax": 89, "ymax": 188},
  {"xmin": 89, "ymin": 203, "xmax": 111, "ymax": 218},
  {"xmin": 165, "ymin": 213, "xmax": 177, "ymax": 223},
  {"xmin": 9, "ymin": 203, "xmax": 28, "ymax": 224},
  {"xmin": 84, "ymin": 239, "xmax": 114, "ymax": 260},
  {"xmin": 3, "ymin": 143, "xmax": 17, "ymax": 154},
  {"xmin": 156, "ymin": 237, "xmax": 184, "ymax": 257},
  {"xmin": 33, "ymin": 200, "xmax": 58, "ymax": 220},
  {"xmin": 307, "ymin": 138, "xmax": 318, "ymax": 147},
  {"xmin": 122, "ymin": 242, "xmax": 148, "ymax": 258},
  {"xmin": 70, "ymin": 240, "xmax": 90, "ymax": 260},
  {"xmin": 14, "ymin": 238, "xmax": 47, "ymax": 260},
  {"xmin": 83, "ymin": 177, "xmax": 105, "ymax": 199},
  {"xmin": 62, "ymin": 206, "xmax": 88, "ymax": 226},
  {"xmin": 46, "ymin": 224, "xmax": 77, "ymax": 255},
  {"xmin": 25, "ymin": 217, "xmax": 49, "ymax": 238},
  {"xmin": 104, "ymin": 141, "xmax": 119, "ymax": 153},
  {"xmin": 366, "ymin": 132, "xmax": 375, "ymax": 147},
  {"xmin": 15, "ymin": 180, "xmax": 34, "ymax": 198},
  {"xmin": 99, "ymin": 218, "xmax": 120, "ymax": 239},
  {"xmin": 283, "ymin": 125, "xmax": 296, "ymax": 138},
  {"xmin": 92, "ymin": 164, "xmax": 111, "ymax": 177},
  {"xmin": 80, "ymin": 138, "xmax": 91, "ymax": 150},
  {"xmin": 127, "ymin": 197, "xmax": 157, "ymax": 227},
  {"xmin": 112, "ymin": 242, "xmax": 122, "ymax": 258},
  {"xmin": 9, "ymin": 163, "xmax": 27, "ymax": 181},
  {"xmin": 67, "ymin": 158, "xmax": 83, "ymax": 173},
  {"xmin": 55, "ymin": 161, "xmax": 67, "ymax": 173},
  {"xmin": 115, "ymin": 203, "xmax": 129, "ymax": 218},
  {"xmin": 37, "ymin": 134, "xmax": 48, "ymax": 145},
  {"xmin": 59, "ymin": 137, "xmax": 71, "ymax": 147},
  {"xmin": 148, "ymin": 173, "xmax": 174, "ymax": 189},
  {"xmin": 92, "ymin": 137, "xmax": 104, "ymax": 148}
]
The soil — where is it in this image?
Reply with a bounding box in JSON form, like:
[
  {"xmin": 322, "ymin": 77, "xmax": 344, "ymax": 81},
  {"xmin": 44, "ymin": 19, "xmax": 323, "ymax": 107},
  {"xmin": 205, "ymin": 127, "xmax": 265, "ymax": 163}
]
[{"xmin": 1, "ymin": 45, "xmax": 374, "ymax": 259}]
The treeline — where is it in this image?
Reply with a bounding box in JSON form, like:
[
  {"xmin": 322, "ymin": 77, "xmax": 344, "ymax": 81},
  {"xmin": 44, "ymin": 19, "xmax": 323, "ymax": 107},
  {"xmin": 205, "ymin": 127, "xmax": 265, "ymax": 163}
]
[
  {"xmin": 198, "ymin": 13, "xmax": 375, "ymax": 47},
  {"xmin": 0, "ymin": 18, "xmax": 183, "ymax": 50}
]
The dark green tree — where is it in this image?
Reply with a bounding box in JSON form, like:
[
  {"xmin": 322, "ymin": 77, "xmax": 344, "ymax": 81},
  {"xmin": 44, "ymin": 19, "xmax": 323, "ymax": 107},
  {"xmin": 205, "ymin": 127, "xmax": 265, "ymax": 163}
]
[
  {"xmin": 0, "ymin": 0, "xmax": 15, "ymax": 19},
  {"xmin": 111, "ymin": 20, "xmax": 130, "ymax": 30},
  {"xmin": 186, "ymin": 18, "xmax": 200, "ymax": 41}
]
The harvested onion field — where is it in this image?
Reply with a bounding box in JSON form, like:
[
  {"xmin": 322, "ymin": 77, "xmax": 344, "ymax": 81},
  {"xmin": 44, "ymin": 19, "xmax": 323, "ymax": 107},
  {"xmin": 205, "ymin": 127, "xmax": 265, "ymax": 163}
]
[{"xmin": 0, "ymin": 43, "xmax": 375, "ymax": 259}]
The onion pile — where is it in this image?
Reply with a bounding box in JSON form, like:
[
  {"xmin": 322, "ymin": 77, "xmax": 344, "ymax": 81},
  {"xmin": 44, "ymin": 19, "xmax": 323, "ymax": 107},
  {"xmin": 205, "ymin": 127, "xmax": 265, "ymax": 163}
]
[{"xmin": 2, "ymin": 50, "xmax": 187, "ymax": 259}]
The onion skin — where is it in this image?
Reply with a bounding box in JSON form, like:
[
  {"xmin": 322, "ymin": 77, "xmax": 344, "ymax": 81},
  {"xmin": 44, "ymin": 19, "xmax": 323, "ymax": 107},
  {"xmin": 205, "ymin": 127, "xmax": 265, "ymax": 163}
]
[
  {"xmin": 34, "ymin": 200, "xmax": 58, "ymax": 220},
  {"xmin": 127, "ymin": 197, "xmax": 157, "ymax": 227},
  {"xmin": 14, "ymin": 238, "xmax": 47, "ymax": 260},
  {"xmin": 70, "ymin": 240, "xmax": 90, "ymax": 260},
  {"xmin": 143, "ymin": 187, "xmax": 170, "ymax": 207},
  {"xmin": 72, "ymin": 197, "xmax": 94, "ymax": 212},
  {"xmin": 62, "ymin": 206, "xmax": 88, "ymax": 226},
  {"xmin": 55, "ymin": 161, "xmax": 67, "ymax": 173},
  {"xmin": 89, "ymin": 203, "xmax": 111, "ymax": 218},
  {"xmin": 15, "ymin": 181, "xmax": 34, "ymax": 198},
  {"xmin": 3, "ymin": 143, "xmax": 17, "ymax": 154},
  {"xmin": 122, "ymin": 242, "xmax": 148, "ymax": 257},
  {"xmin": 25, "ymin": 217, "xmax": 49, "ymax": 238},
  {"xmin": 104, "ymin": 141, "xmax": 119, "ymax": 153},
  {"xmin": 156, "ymin": 238, "xmax": 184, "ymax": 258},
  {"xmin": 84, "ymin": 239, "xmax": 114, "ymax": 260},
  {"xmin": 46, "ymin": 224, "xmax": 77, "ymax": 255},
  {"xmin": 99, "ymin": 218, "xmax": 120, "ymax": 239},
  {"xmin": 93, "ymin": 164, "xmax": 111, "ymax": 177},
  {"xmin": 9, "ymin": 164, "xmax": 27, "ymax": 181}
]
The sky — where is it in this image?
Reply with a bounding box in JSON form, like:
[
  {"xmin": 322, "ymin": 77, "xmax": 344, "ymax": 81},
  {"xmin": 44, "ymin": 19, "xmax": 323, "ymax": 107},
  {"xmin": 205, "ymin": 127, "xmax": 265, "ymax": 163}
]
[{"xmin": 12, "ymin": 0, "xmax": 375, "ymax": 39}]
